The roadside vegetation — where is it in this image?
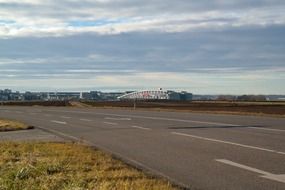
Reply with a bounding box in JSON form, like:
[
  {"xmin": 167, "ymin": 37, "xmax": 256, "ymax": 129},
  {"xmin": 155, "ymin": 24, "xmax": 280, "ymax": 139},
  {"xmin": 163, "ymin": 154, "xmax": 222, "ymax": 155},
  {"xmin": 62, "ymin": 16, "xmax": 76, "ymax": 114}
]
[
  {"xmin": 81, "ymin": 100, "xmax": 285, "ymax": 116},
  {"xmin": 0, "ymin": 119, "xmax": 33, "ymax": 132},
  {"xmin": 0, "ymin": 142, "xmax": 178, "ymax": 190}
]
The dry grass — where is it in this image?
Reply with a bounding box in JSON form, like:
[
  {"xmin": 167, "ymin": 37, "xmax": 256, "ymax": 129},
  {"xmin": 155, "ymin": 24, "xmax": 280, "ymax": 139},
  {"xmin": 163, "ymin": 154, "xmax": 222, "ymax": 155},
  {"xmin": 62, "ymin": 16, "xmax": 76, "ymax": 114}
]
[
  {"xmin": 0, "ymin": 119, "xmax": 33, "ymax": 132},
  {"xmin": 82, "ymin": 101, "xmax": 285, "ymax": 116},
  {"xmin": 0, "ymin": 142, "xmax": 178, "ymax": 190}
]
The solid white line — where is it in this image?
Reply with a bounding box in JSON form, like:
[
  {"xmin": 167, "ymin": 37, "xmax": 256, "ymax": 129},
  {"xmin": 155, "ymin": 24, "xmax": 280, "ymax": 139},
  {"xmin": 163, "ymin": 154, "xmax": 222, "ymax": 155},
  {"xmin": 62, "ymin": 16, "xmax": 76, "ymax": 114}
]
[
  {"xmin": 105, "ymin": 117, "xmax": 132, "ymax": 121},
  {"xmin": 216, "ymin": 159, "xmax": 285, "ymax": 184},
  {"xmin": 171, "ymin": 132, "xmax": 285, "ymax": 155},
  {"xmin": 51, "ymin": 120, "xmax": 67, "ymax": 125},
  {"xmin": 248, "ymin": 127, "xmax": 285, "ymax": 133},
  {"xmin": 131, "ymin": 126, "xmax": 151, "ymax": 130},
  {"xmin": 216, "ymin": 159, "xmax": 270, "ymax": 175},
  {"xmin": 103, "ymin": 122, "xmax": 118, "ymax": 125},
  {"xmin": 60, "ymin": 116, "xmax": 71, "ymax": 119},
  {"xmin": 80, "ymin": 118, "xmax": 92, "ymax": 122}
]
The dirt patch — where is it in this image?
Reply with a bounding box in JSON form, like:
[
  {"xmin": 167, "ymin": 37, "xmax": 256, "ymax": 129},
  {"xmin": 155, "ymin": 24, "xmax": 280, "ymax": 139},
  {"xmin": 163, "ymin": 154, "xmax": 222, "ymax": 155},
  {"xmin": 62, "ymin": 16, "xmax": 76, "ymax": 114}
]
[
  {"xmin": 0, "ymin": 119, "xmax": 34, "ymax": 132},
  {"xmin": 69, "ymin": 101, "xmax": 91, "ymax": 108}
]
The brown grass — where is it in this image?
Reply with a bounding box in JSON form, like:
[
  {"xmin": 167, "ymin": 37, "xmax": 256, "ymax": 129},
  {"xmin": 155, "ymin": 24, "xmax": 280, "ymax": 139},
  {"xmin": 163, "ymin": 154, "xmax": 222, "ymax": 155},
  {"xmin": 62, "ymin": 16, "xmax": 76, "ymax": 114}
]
[
  {"xmin": 0, "ymin": 142, "xmax": 178, "ymax": 190},
  {"xmin": 1, "ymin": 101, "xmax": 70, "ymax": 106},
  {"xmin": 81, "ymin": 100, "xmax": 285, "ymax": 116},
  {"xmin": 0, "ymin": 119, "xmax": 33, "ymax": 132}
]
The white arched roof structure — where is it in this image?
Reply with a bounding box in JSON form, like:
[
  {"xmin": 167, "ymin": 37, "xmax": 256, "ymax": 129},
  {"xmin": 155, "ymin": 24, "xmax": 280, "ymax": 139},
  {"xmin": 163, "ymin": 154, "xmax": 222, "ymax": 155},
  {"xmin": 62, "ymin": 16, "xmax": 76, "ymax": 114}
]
[{"xmin": 118, "ymin": 90, "xmax": 169, "ymax": 100}]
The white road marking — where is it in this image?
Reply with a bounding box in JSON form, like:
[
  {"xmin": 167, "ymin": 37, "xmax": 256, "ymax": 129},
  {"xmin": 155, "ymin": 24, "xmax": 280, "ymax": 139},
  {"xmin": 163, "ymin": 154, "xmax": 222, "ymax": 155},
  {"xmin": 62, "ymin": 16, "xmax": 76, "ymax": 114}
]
[
  {"xmin": 60, "ymin": 116, "xmax": 71, "ymax": 119},
  {"xmin": 249, "ymin": 127, "xmax": 285, "ymax": 133},
  {"xmin": 103, "ymin": 122, "xmax": 118, "ymax": 125},
  {"xmin": 51, "ymin": 120, "xmax": 67, "ymax": 125},
  {"xmin": 35, "ymin": 125, "xmax": 189, "ymax": 189},
  {"xmin": 29, "ymin": 113, "xmax": 37, "ymax": 115},
  {"xmin": 216, "ymin": 159, "xmax": 285, "ymax": 184},
  {"xmin": 46, "ymin": 109, "xmax": 240, "ymax": 126},
  {"xmin": 44, "ymin": 114, "xmax": 51, "ymax": 117},
  {"xmin": 131, "ymin": 126, "xmax": 151, "ymax": 130},
  {"xmin": 48, "ymin": 109, "xmax": 285, "ymax": 133},
  {"xmin": 171, "ymin": 132, "xmax": 285, "ymax": 155},
  {"xmin": 15, "ymin": 111, "xmax": 23, "ymax": 114},
  {"xmin": 80, "ymin": 118, "xmax": 92, "ymax": 122},
  {"xmin": 105, "ymin": 117, "xmax": 131, "ymax": 121}
]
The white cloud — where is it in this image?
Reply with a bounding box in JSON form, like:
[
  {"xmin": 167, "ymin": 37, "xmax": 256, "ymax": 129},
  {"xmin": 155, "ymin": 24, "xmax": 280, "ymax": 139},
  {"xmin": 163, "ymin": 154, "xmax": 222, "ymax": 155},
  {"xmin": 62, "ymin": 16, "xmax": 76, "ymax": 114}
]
[
  {"xmin": 0, "ymin": 0, "xmax": 41, "ymax": 3},
  {"xmin": 0, "ymin": 1, "xmax": 284, "ymax": 38},
  {"xmin": 1, "ymin": 70, "xmax": 284, "ymax": 94},
  {"xmin": 0, "ymin": 1, "xmax": 284, "ymax": 94}
]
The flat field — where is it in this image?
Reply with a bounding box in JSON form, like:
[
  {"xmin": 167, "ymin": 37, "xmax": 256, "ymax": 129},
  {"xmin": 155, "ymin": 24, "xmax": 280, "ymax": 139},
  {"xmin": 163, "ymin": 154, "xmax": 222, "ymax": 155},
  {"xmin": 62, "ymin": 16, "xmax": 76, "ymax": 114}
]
[
  {"xmin": 82, "ymin": 100, "xmax": 285, "ymax": 116},
  {"xmin": 2, "ymin": 100, "xmax": 285, "ymax": 116},
  {"xmin": 0, "ymin": 142, "xmax": 177, "ymax": 190}
]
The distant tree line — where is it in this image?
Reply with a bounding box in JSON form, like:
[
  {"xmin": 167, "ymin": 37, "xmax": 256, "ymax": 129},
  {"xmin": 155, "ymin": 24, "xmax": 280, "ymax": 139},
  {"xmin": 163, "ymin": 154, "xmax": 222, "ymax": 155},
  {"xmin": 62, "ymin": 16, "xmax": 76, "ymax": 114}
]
[{"xmin": 217, "ymin": 95, "xmax": 267, "ymax": 101}]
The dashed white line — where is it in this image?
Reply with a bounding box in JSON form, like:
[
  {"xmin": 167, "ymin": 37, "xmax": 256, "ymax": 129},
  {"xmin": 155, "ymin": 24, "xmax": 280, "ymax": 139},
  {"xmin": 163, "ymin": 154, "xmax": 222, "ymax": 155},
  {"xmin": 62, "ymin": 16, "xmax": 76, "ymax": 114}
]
[
  {"xmin": 131, "ymin": 126, "xmax": 151, "ymax": 130},
  {"xmin": 171, "ymin": 132, "xmax": 285, "ymax": 155},
  {"xmin": 103, "ymin": 122, "xmax": 118, "ymax": 125},
  {"xmin": 216, "ymin": 159, "xmax": 285, "ymax": 184},
  {"xmin": 80, "ymin": 118, "xmax": 92, "ymax": 122},
  {"xmin": 105, "ymin": 117, "xmax": 131, "ymax": 121},
  {"xmin": 51, "ymin": 120, "xmax": 67, "ymax": 125},
  {"xmin": 60, "ymin": 116, "xmax": 71, "ymax": 119},
  {"xmin": 249, "ymin": 127, "xmax": 285, "ymax": 133},
  {"xmin": 45, "ymin": 109, "xmax": 239, "ymax": 126}
]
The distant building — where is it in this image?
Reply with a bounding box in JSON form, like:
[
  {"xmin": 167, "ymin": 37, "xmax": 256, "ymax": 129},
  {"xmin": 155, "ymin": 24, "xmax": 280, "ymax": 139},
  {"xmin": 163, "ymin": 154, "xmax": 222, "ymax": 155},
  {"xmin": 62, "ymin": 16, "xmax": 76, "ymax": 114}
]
[
  {"xmin": 118, "ymin": 90, "xmax": 192, "ymax": 101},
  {"xmin": 48, "ymin": 92, "xmax": 81, "ymax": 100},
  {"xmin": 179, "ymin": 91, "xmax": 193, "ymax": 101},
  {"xmin": 0, "ymin": 89, "xmax": 21, "ymax": 101},
  {"xmin": 237, "ymin": 95, "xmax": 267, "ymax": 101},
  {"xmin": 81, "ymin": 91, "xmax": 124, "ymax": 101}
]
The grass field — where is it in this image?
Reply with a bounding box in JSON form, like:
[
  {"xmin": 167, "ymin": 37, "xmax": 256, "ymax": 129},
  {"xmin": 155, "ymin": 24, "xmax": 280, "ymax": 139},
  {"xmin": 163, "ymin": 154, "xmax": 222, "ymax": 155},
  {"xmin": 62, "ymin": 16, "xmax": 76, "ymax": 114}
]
[
  {"xmin": 1, "ymin": 101, "xmax": 69, "ymax": 107},
  {"xmin": 2, "ymin": 100, "xmax": 285, "ymax": 116},
  {"xmin": 82, "ymin": 100, "xmax": 285, "ymax": 116},
  {"xmin": 0, "ymin": 142, "xmax": 177, "ymax": 190},
  {"xmin": 0, "ymin": 119, "xmax": 33, "ymax": 132}
]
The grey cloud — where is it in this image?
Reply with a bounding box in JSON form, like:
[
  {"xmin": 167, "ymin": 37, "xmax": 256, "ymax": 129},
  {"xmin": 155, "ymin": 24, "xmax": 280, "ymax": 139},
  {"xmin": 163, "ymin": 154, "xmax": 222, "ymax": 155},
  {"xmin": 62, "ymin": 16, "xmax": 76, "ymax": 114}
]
[
  {"xmin": 0, "ymin": 25, "xmax": 284, "ymax": 80},
  {"xmin": 0, "ymin": 1, "xmax": 284, "ymax": 93},
  {"xmin": 1, "ymin": 0, "xmax": 284, "ymax": 19},
  {"xmin": 0, "ymin": 0, "xmax": 284, "ymax": 38}
]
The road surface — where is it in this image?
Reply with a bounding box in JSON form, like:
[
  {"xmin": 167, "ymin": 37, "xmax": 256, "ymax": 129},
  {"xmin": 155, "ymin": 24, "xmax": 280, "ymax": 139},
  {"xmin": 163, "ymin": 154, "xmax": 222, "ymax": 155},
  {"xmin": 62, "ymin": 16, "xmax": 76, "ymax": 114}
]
[{"xmin": 0, "ymin": 106, "xmax": 284, "ymax": 190}]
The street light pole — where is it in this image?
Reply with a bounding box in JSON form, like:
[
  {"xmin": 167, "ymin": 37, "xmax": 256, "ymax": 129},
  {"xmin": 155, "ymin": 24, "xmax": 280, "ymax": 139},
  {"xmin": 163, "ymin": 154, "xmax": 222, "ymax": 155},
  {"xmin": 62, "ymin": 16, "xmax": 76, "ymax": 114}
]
[{"xmin": 133, "ymin": 98, "xmax": 136, "ymax": 110}]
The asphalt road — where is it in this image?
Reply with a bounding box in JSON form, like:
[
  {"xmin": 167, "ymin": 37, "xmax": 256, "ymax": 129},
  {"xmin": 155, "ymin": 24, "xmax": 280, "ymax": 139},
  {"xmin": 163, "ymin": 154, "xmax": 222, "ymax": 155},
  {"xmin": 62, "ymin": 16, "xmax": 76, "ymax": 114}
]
[{"xmin": 0, "ymin": 106, "xmax": 284, "ymax": 190}]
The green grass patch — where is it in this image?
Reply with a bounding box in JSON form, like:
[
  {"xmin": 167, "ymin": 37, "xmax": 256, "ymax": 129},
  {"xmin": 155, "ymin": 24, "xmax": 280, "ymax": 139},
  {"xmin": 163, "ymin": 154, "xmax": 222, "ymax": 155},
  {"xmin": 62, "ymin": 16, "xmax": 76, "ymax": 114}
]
[
  {"xmin": 0, "ymin": 119, "xmax": 33, "ymax": 132},
  {"xmin": 0, "ymin": 142, "xmax": 178, "ymax": 190}
]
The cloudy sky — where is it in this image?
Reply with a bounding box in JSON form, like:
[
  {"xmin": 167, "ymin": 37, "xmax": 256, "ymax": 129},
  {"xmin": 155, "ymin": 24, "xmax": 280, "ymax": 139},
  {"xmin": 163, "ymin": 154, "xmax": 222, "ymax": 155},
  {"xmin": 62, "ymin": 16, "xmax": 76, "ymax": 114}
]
[{"xmin": 0, "ymin": 0, "xmax": 285, "ymax": 94}]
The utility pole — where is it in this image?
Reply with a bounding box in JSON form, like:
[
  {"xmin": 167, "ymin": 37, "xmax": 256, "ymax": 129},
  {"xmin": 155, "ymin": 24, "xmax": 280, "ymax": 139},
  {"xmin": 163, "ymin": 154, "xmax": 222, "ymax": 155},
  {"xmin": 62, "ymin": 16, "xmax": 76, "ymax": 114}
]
[{"xmin": 133, "ymin": 98, "xmax": 136, "ymax": 110}]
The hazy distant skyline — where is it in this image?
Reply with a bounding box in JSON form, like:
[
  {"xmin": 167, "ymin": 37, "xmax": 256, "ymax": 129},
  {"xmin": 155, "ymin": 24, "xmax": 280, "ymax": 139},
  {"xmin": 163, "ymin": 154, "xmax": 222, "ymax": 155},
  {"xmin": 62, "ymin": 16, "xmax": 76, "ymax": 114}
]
[{"xmin": 0, "ymin": 0, "xmax": 285, "ymax": 94}]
